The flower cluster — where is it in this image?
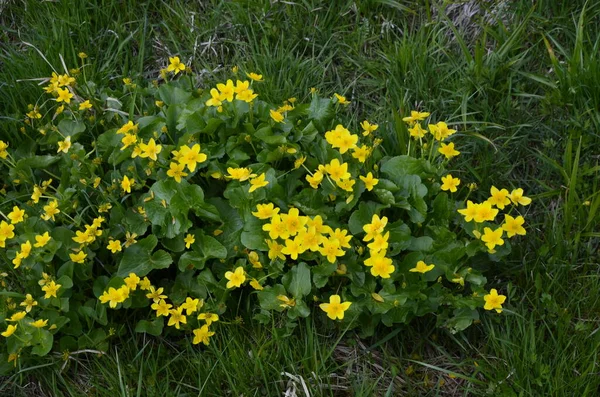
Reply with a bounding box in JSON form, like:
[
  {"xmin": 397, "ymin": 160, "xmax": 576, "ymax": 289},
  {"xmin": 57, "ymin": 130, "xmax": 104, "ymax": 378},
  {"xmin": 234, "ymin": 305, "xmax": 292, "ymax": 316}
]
[{"xmin": 0, "ymin": 56, "xmax": 526, "ymax": 370}]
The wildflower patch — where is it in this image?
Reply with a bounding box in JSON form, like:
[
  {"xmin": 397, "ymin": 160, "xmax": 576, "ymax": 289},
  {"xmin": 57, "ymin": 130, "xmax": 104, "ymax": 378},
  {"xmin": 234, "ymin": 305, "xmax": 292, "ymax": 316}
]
[{"xmin": 0, "ymin": 56, "xmax": 530, "ymax": 371}]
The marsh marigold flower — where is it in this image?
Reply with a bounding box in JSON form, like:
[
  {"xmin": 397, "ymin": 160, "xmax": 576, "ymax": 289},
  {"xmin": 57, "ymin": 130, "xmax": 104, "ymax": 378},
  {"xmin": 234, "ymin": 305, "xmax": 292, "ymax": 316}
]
[
  {"xmin": 167, "ymin": 56, "xmax": 186, "ymax": 75},
  {"xmin": 320, "ymin": 295, "xmax": 351, "ymax": 320},
  {"xmin": 225, "ymin": 266, "xmax": 246, "ymax": 289},
  {"xmin": 440, "ymin": 174, "xmax": 460, "ymax": 193},
  {"xmin": 483, "ymin": 289, "xmax": 506, "ymax": 313},
  {"xmin": 410, "ymin": 260, "xmax": 435, "ymax": 274}
]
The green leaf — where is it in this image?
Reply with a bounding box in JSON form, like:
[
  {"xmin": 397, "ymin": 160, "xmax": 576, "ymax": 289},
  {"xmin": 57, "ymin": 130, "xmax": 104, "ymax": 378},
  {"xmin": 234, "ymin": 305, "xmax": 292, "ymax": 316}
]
[
  {"xmin": 255, "ymin": 126, "xmax": 287, "ymax": 144},
  {"xmin": 240, "ymin": 213, "xmax": 268, "ymax": 251},
  {"xmin": 380, "ymin": 155, "xmax": 435, "ymax": 179},
  {"xmin": 282, "ymin": 262, "xmax": 311, "ymax": 299},
  {"xmin": 307, "ymin": 96, "xmax": 333, "ymax": 130},
  {"xmin": 135, "ymin": 318, "xmax": 164, "ymax": 336},
  {"xmin": 178, "ymin": 232, "xmax": 227, "ymax": 271},
  {"xmin": 159, "ymin": 84, "xmax": 192, "ymax": 105},
  {"xmin": 117, "ymin": 236, "xmax": 173, "ymax": 277},
  {"xmin": 257, "ymin": 284, "xmax": 287, "ymax": 311},
  {"xmin": 31, "ymin": 330, "xmax": 54, "ymax": 356},
  {"xmin": 15, "ymin": 155, "xmax": 60, "ymax": 171},
  {"xmin": 58, "ymin": 119, "xmax": 86, "ymax": 138}
]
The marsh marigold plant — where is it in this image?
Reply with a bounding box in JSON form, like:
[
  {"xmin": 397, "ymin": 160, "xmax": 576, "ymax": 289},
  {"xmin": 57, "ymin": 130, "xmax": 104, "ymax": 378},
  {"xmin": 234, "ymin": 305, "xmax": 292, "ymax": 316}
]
[{"xmin": 0, "ymin": 56, "xmax": 529, "ymax": 371}]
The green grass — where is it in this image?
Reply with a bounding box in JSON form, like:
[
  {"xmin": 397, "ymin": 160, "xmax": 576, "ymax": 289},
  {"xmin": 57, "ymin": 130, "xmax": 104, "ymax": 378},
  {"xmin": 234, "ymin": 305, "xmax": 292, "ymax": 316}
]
[{"xmin": 1, "ymin": 0, "xmax": 600, "ymax": 395}]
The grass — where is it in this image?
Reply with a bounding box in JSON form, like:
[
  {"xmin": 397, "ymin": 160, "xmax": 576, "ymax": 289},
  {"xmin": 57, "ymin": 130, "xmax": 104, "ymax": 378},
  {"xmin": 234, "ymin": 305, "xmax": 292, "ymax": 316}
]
[{"xmin": 1, "ymin": 0, "xmax": 600, "ymax": 395}]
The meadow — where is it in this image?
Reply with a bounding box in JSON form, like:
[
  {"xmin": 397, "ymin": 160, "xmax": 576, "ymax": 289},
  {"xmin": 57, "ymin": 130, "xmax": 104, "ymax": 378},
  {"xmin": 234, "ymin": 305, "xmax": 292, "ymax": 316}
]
[{"xmin": 0, "ymin": 0, "xmax": 599, "ymax": 395}]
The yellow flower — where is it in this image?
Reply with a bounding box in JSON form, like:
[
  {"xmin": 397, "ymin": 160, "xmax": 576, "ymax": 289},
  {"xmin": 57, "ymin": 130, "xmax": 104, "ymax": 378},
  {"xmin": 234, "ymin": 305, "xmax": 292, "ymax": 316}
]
[
  {"xmin": 57, "ymin": 74, "xmax": 75, "ymax": 87},
  {"xmin": 249, "ymin": 173, "xmax": 269, "ymax": 193},
  {"xmin": 351, "ymin": 145, "xmax": 370, "ymax": 163},
  {"xmin": 1, "ymin": 324, "xmax": 17, "ymax": 338},
  {"xmin": 246, "ymin": 72, "xmax": 263, "ymax": 81},
  {"xmin": 248, "ymin": 251, "xmax": 262, "ymax": 268},
  {"xmin": 167, "ymin": 307, "xmax": 187, "ymax": 329},
  {"xmin": 440, "ymin": 174, "xmax": 460, "ymax": 193},
  {"xmin": 120, "ymin": 133, "xmax": 137, "ymax": 150},
  {"xmin": 225, "ymin": 266, "xmax": 246, "ymax": 289},
  {"xmin": 117, "ymin": 121, "xmax": 139, "ymax": 135},
  {"xmin": 324, "ymin": 159, "xmax": 350, "ymax": 182},
  {"xmin": 56, "ymin": 87, "xmax": 73, "ymax": 103},
  {"xmin": 252, "ymin": 202, "xmax": 280, "ymax": 219},
  {"xmin": 70, "ymin": 251, "xmax": 87, "ymax": 264},
  {"xmin": 402, "ymin": 110, "xmax": 430, "ymax": 124},
  {"xmin": 0, "ymin": 221, "xmax": 15, "ymax": 245},
  {"xmin": 319, "ymin": 295, "xmax": 351, "ymax": 320},
  {"xmin": 166, "ymin": 162, "xmax": 188, "ymax": 183},
  {"xmin": 192, "ymin": 325, "xmax": 215, "ymax": 345},
  {"xmin": 409, "ymin": 260, "xmax": 435, "ymax": 274},
  {"xmin": 184, "ymin": 233, "xmax": 195, "ymax": 249},
  {"xmin": 488, "ymin": 186, "xmax": 511, "ymax": 209},
  {"xmin": 457, "ymin": 200, "xmax": 479, "ymax": 222},
  {"xmin": 438, "ymin": 142, "xmax": 460, "ymax": 159},
  {"xmin": 197, "ymin": 312, "xmax": 219, "ymax": 326},
  {"xmin": 121, "ymin": 175, "xmax": 134, "ymax": 193},
  {"xmin": 78, "ymin": 52, "xmax": 88, "ymax": 59},
  {"xmin": 106, "ymin": 240, "xmax": 122, "ymax": 253},
  {"xmin": 124, "ymin": 273, "xmax": 140, "ymax": 291},
  {"xmin": 429, "ymin": 121, "xmax": 456, "ymax": 141},
  {"xmin": 502, "ymin": 214, "xmax": 526, "ymax": 237},
  {"xmin": 205, "ymin": 88, "xmax": 222, "ymax": 107},
  {"xmin": 262, "ymin": 215, "xmax": 289, "ymax": 240},
  {"xmin": 408, "ymin": 123, "xmax": 427, "ymax": 139},
  {"xmin": 266, "ymin": 239, "xmax": 285, "ymax": 260},
  {"xmin": 8, "ymin": 206, "xmax": 25, "ymax": 224},
  {"xmin": 481, "ymin": 227, "xmax": 504, "ymax": 251},
  {"xmin": 367, "ymin": 231, "xmax": 389, "ymax": 253},
  {"xmin": 7, "ymin": 311, "xmax": 26, "ymax": 322},
  {"xmin": 167, "ymin": 56, "xmax": 186, "ymax": 75},
  {"xmin": 362, "ymin": 214, "xmax": 388, "ymax": 242},
  {"xmin": 333, "ymin": 93, "xmax": 349, "ymax": 105},
  {"xmin": 146, "ymin": 286, "xmax": 167, "ymax": 302},
  {"xmin": 360, "ymin": 120, "xmax": 378, "ymax": 136},
  {"xmin": 281, "ymin": 208, "xmax": 307, "ymax": 237},
  {"xmin": 270, "ymin": 109, "xmax": 284, "ymax": 123},
  {"xmin": 42, "ymin": 281, "xmax": 61, "ymax": 299},
  {"xmin": 20, "ymin": 294, "xmax": 38, "ymax": 313},
  {"xmin": 319, "ymin": 238, "xmax": 345, "ymax": 263},
  {"xmin": 179, "ymin": 143, "xmax": 207, "ymax": 172},
  {"xmin": 57, "ymin": 136, "xmax": 72, "ymax": 153},
  {"xmin": 34, "ymin": 232, "xmax": 51, "ymax": 248},
  {"xmin": 360, "ymin": 172, "xmax": 379, "ymax": 191},
  {"xmin": 181, "ymin": 297, "xmax": 202, "ymax": 315},
  {"xmin": 509, "ymin": 188, "xmax": 532, "ymax": 206},
  {"xmin": 233, "ymin": 80, "xmax": 249, "ymax": 94},
  {"xmin": 31, "ymin": 319, "xmax": 48, "ymax": 328},
  {"xmin": 79, "ymin": 100, "xmax": 92, "ymax": 110},
  {"xmin": 216, "ymin": 79, "xmax": 235, "ymax": 102},
  {"xmin": 151, "ymin": 299, "xmax": 172, "ymax": 317},
  {"xmin": 227, "ymin": 167, "xmax": 255, "ymax": 181},
  {"xmin": 294, "ymin": 156, "xmax": 306, "ymax": 170},
  {"xmin": 236, "ymin": 88, "xmax": 258, "ymax": 103},
  {"xmin": 306, "ymin": 170, "xmax": 324, "ymax": 189},
  {"xmin": 277, "ymin": 295, "xmax": 296, "ymax": 308},
  {"xmin": 364, "ymin": 252, "xmax": 395, "ymax": 278},
  {"xmin": 483, "ymin": 289, "xmax": 506, "ymax": 313},
  {"xmin": 473, "ymin": 201, "xmax": 498, "ymax": 223},
  {"xmin": 281, "ymin": 236, "xmax": 305, "ymax": 260},
  {"xmin": 139, "ymin": 138, "xmax": 162, "ymax": 161},
  {"xmin": 249, "ymin": 278, "xmax": 264, "ymax": 290}
]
